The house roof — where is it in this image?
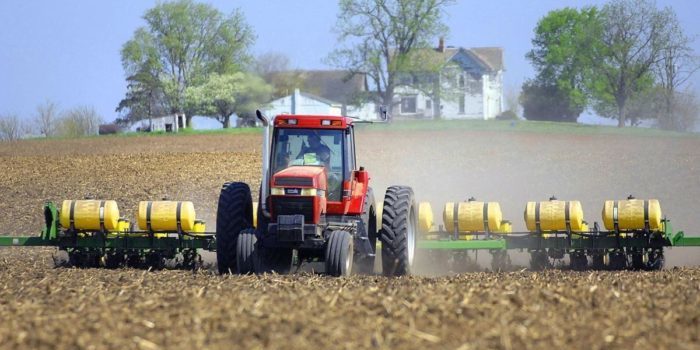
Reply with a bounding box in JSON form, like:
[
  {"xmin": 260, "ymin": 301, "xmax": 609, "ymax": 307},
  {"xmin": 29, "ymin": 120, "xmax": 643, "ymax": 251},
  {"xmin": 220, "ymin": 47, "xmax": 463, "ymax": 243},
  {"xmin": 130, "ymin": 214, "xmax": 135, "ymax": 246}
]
[
  {"xmin": 402, "ymin": 46, "xmax": 504, "ymax": 72},
  {"xmin": 469, "ymin": 47, "xmax": 504, "ymax": 71}
]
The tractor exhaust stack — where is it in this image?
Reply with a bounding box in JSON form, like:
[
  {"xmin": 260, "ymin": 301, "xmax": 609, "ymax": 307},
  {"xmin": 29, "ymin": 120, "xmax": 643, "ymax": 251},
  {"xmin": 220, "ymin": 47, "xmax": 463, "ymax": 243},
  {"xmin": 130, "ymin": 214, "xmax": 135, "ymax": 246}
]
[{"xmin": 256, "ymin": 110, "xmax": 272, "ymax": 219}]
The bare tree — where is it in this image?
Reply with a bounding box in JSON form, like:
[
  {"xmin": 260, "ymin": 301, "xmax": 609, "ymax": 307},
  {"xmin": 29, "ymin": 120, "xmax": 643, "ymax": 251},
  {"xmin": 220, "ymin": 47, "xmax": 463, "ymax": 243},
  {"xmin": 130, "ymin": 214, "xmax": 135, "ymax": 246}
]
[
  {"xmin": 253, "ymin": 52, "xmax": 307, "ymax": 99},
  {"xmin": 669, "ymin": 89, "xmax": 700, "ymax": 131},
  {"xmin": 590, "ymin": 0, "xmax": 674, "ymax": 127},
  {"xmin": 253, "ymin": 52, "xmax": 291, "ymax": 76},
  {"xmin": 34, "ymin": 99, "xmax": 59, "ymax": 137},
  {"xmin": 0, "ymin": 114, "xmax": 23, "ymax": 141},
  {"xmin": 57, "ymin": 106, "xmax": 103, "ymax": 137},
  {"xmin": 328, "ymin": 0, "xmax": 454, "ymax": 113},
  {"xmin": 654, "ymin": 12, "xmax": 700, "ymax": 130}
]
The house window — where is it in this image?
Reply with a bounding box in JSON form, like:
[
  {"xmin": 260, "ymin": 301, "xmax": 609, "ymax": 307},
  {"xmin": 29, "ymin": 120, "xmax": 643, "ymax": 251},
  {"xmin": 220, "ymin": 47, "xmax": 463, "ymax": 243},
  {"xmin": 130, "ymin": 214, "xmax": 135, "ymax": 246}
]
[
  {"xmin": 426, "ymin": 100, "xmax": 432, "ymax": 110},
  {"xmin": 459, "ymin": 95, "xmax": 465, "ymax": 114},
  {"xmin": 401, "ymin": 96, "xmax": 417, "ymax": 114}
]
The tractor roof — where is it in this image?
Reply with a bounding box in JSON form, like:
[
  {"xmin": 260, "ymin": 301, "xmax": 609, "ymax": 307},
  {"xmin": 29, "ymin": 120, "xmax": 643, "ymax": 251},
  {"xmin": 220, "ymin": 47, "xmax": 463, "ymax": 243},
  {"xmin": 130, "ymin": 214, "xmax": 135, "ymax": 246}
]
[{"xmin": 273, "ymin": 114, "xmax": 353, "ymax": 129}]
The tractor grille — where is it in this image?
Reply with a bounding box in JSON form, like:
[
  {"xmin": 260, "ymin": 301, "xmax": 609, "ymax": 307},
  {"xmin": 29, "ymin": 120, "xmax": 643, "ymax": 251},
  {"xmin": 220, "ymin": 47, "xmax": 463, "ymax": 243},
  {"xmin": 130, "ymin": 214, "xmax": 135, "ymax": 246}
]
[
  {"xmin": 272, "ymin": 196, "xmax": 314, "ymax": 223},
  {"xmin": 275, "ymin": 177, "xmax": 313, "ymax": 187}
]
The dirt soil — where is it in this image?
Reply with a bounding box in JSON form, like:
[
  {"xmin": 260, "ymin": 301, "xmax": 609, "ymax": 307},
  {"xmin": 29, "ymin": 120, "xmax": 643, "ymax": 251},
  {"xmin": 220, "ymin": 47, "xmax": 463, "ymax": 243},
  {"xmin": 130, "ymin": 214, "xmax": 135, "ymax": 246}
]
[{"xmin": 1, "ymin": 128, "xmax": 700, "ymax": 349}]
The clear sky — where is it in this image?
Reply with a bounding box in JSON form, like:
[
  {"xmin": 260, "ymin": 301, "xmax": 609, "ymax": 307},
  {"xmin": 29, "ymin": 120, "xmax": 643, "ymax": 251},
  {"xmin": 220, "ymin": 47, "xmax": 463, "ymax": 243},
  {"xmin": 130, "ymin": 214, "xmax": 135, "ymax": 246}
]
[{"xmin": 1, "ymin": 0, "xmax": 699, "ymax": 124}]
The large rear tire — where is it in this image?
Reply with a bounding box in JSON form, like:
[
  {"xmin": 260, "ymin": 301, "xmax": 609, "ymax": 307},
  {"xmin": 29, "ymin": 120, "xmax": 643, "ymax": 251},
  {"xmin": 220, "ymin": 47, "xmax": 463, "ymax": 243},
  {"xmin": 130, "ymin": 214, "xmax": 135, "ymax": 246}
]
[
  {"xmin": 379, "ymin": 186, "xmax": 417, "ymax": 276},
  {"xmin": 326, "ymin": 230, "xmax": 354, "ymax": 276},
  {"xmin": 216, "ymin": 182, "xmax": 254, "ymax": 275},
  {"xmin": 236, "ymin": 228, "xmax": 257, "ymax": 274}
]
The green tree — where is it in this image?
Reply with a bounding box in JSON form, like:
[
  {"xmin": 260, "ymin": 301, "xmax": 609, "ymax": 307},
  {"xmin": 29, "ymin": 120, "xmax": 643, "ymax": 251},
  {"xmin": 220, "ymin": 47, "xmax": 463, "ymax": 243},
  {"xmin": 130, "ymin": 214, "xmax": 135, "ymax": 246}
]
[
  {"xmin": 118, "ymin": 28, "xmax": 169, "ymax": 128},
  {"xmin": 588, "ymin": 0, "xmax": 674, "ymax": 127},
  {"xmin": 185, "ymin": 73, "xmax": 272, "ymax": 128},
  {"xmin": 328, "ymin": 0, "xmax": 454, "ymax": 114},
  {"xmin": 119, "ymin": 0, "xmax": 254, "ymax": 127},
  {"xmin": 526, "ymin": 7, "xmax": 599, "ymax": 121}
]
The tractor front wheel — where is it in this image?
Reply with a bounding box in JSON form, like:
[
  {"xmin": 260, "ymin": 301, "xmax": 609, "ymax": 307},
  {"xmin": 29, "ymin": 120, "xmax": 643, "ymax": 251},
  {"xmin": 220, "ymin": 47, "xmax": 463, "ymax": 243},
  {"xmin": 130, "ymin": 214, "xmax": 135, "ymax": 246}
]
[
  {"xmin": 236, "ymin": 228, "xmax": 257, "ymax": 274},
  {"xmin": 216, "ymin": 182, "xmax": 254, "ymax": 275},
  {"xmin": 326, "ymin": 230, "xmax": 353, "ymax": 276}
]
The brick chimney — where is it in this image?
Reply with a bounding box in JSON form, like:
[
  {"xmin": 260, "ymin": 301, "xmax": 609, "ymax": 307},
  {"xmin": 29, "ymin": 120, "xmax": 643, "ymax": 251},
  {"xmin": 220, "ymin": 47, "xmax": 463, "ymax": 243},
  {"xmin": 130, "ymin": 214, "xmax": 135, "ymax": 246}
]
[{"xmin": 438, "ymin": 37, "xmax": 445, "ymax": 52}]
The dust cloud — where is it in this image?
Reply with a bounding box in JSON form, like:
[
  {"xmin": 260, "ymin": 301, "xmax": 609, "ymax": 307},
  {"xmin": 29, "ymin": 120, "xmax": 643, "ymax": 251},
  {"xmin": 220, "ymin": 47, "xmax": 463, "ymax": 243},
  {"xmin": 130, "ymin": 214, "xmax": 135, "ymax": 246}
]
[{"xmin": 356, "ymin": 126, "xmax": 700, "ymax": 270}]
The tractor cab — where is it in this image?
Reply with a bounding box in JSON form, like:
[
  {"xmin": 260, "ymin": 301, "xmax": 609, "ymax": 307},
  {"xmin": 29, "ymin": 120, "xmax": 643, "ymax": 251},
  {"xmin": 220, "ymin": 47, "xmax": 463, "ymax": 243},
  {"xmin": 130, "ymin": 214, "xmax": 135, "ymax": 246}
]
[
  {"xmin": 271, "ymin": 123, "xmax": 346, "ymax": 202},
  {"xmin": 267, "ymin": 115, "xmax": 368, "ymax": 225}
]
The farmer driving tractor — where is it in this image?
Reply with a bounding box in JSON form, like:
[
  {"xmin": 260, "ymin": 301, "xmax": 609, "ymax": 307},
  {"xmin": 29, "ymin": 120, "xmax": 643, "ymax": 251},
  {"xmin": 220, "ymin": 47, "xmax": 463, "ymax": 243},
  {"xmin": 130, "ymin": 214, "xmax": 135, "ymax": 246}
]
[{"xmin": 297, "ymin": 133, "xmax": 330, "ymax": 163}]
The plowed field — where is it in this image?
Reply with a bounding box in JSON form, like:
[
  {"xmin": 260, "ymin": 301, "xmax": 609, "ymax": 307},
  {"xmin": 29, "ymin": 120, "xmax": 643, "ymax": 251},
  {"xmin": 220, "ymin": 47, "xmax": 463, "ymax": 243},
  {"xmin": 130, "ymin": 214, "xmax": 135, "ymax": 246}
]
[{"xmin": 1, "ymin": 125, "xmax": 699, "ymax": 349}]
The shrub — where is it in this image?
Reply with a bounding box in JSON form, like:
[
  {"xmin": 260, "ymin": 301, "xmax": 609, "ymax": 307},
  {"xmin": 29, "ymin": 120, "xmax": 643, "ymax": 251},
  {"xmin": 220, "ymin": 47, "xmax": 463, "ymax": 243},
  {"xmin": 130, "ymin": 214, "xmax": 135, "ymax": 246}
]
[
  {"xmin": 99, "ymin": 123, "xmax": 121, "ymax": 135},
  {"xmin": 57, "ymin": 106, "xmax": 103, "ymax": 137},
  {"xmin": 0, "ymin": 114, "xmax": 23, "ymax": 141}
]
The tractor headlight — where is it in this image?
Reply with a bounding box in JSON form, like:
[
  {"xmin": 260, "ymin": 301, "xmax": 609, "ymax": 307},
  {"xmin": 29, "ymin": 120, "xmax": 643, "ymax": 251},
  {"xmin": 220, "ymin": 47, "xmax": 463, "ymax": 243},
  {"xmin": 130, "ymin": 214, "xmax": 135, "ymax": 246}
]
[
  {"xmin": 271, "ymin": 187, "xmax": 285, "ymax": 195},
  {"xmin": 300, "ymin": 188, "xmax": 317, "ymax": 196},
  {"xmin": 271, "ymin": 187, "xmax": 320, "ymax": 196}
]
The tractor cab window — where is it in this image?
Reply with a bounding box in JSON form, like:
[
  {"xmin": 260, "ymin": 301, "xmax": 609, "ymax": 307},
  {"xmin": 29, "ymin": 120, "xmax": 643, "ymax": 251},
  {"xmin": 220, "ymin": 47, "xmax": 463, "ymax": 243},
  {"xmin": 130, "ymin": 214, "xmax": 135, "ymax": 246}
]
[{"xmin": 272, "ymin": 128, "xmax": 344, "ymax": 200}]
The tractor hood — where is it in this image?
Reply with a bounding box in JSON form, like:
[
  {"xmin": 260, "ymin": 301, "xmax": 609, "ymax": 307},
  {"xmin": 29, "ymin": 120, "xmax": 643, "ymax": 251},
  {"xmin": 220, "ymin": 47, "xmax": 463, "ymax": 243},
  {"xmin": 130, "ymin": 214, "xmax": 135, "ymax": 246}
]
[{"xmin": 272, "ymin": 166, "xmax": 328, "ymax": 191}]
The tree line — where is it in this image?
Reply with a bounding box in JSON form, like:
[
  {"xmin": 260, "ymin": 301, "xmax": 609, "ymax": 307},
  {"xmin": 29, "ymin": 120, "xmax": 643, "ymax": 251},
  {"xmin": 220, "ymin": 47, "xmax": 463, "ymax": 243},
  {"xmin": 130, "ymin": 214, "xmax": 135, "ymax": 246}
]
[
  {"xmin": 3, "ymin": 0, "xmax": 696, "ymax": 138},
  {"xmin": 0, "ymin": 102, "xmax": 102, "ymax": 141},
  {"xmin": 117, "ymin": 0, "xmax": 456, "ymax": 128},
  {"xmin": 522, "ymin": 0, "xmax": 699, "ymax": 130}
]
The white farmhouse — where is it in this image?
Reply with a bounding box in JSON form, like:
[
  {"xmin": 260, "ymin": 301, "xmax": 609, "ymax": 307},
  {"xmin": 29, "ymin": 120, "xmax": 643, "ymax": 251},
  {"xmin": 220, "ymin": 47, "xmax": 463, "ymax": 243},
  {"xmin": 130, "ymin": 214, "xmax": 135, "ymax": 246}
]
[{"xmin": 394, "ymin": 40, "xmax": 504, "ymax": 120}]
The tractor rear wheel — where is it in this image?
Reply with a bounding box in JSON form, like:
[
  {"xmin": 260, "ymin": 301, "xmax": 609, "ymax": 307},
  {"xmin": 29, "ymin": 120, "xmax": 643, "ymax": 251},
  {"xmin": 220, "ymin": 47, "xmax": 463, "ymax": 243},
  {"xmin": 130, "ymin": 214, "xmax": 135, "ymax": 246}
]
[
  {"xmin": 236, "ymin": 228, "xmax": 257, "ymax": 274},
  {"xmin": 379, "ymin": 186, "xmax": 417, "ymax": 276},
  {"xmin": 326, "ymin": 230, "xmax": 353, "ymax": 276},
  {"xmin": 216, "ymin": 182, "xmax": 254, "ymax": 275}
]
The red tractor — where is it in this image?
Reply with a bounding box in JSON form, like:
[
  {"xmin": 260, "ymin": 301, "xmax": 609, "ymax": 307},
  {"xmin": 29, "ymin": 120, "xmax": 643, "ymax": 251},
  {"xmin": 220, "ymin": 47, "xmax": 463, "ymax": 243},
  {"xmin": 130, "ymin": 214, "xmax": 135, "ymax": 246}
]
[{"xmin": 215, "ymin": 110, "xmax": 417, "ymax": 276}]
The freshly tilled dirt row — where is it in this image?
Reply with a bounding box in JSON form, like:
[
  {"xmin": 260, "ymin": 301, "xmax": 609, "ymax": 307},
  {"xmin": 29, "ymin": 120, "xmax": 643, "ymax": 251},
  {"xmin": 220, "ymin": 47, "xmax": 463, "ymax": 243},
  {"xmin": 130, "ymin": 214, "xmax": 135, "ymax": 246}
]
[{"xmin": 0, "ymin": 249, "xmax": 699, "ymax": 350}]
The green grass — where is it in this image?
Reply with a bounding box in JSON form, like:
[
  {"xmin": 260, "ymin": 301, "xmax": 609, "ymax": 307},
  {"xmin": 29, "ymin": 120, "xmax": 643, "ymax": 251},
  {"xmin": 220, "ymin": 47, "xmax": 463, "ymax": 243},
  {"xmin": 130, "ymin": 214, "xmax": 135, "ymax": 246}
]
[
  {"xmin": 16, "ymin": 118, "xmax": 698, "ymax": 143},
  {"xmin": 354, "ymin": 118, "xmax": 699, "ymax": 138}
]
